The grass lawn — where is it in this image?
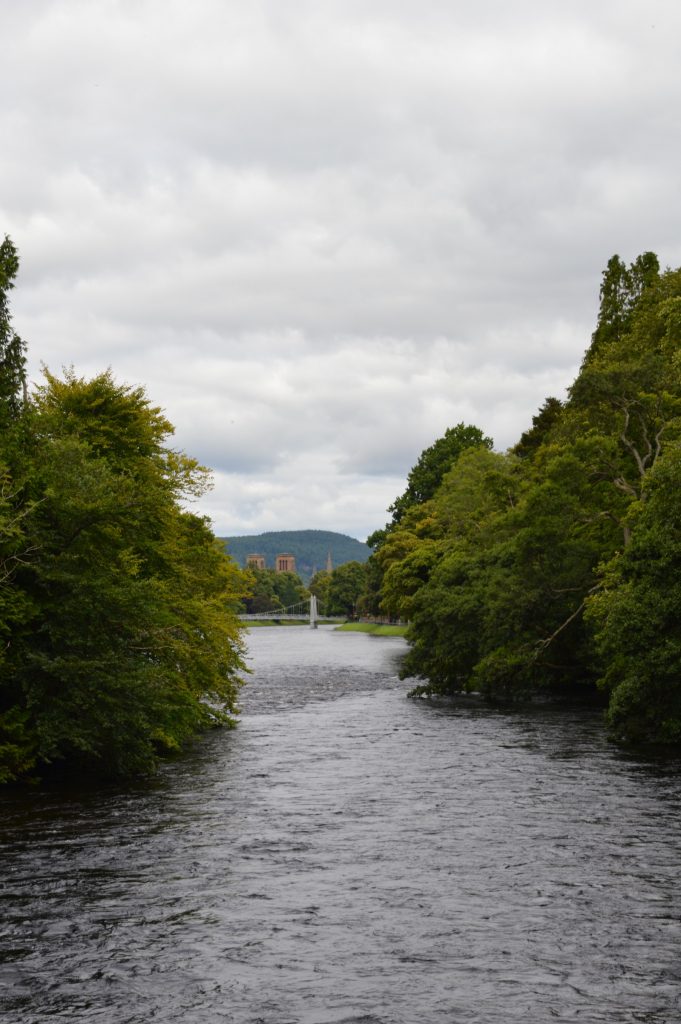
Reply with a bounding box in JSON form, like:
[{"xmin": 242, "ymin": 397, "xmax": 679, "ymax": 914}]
[{"xmin": 335, "ymin": 622, "xmax": 407, "ymax": 637}]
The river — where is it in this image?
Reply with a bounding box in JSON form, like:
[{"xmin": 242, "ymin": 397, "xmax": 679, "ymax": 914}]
[{"xmin": 1, "ymin": 626, "xmax": 680, "ymax": 1024}]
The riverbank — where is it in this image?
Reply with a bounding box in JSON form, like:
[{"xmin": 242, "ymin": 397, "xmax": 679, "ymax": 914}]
[{"xmin": 242, "ymin": 620, "xmax": 407, "ymax": 635}]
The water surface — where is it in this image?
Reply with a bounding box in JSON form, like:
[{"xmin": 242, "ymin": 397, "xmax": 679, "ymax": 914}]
[{"xmin": 1, "ymin": 626, "xmax": 680, "ymax": 1023}]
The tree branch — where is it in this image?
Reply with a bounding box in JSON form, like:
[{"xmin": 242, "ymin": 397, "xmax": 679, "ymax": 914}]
[
  {"xmin": 612, "ymin": 476, "xmax": 639, "ymax": 498},
  {"xmin": 619, "ymin": 403, "xmax": 647, "ymax": 477},
  {"xmin": 534, "ymin": 584, "xmax": 600, "ymax": 654}
]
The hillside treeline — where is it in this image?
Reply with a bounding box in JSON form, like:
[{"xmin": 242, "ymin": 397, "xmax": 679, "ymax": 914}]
[
  {"xmin": 366, "ymin": 253, "xmax": 681, "ymax": 750},
  {"xmin": 0, "ymin": 238, "xmax": 248, "ymax": 782},
  {"xmin": 222, "ymin": 530, "xmax": 370, "ymax": 581}
]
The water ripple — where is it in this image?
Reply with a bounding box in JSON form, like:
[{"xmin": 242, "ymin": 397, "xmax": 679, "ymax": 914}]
[{"xmin": 1, "ymin": 627, "xmax": 680, "ymax": 1024}]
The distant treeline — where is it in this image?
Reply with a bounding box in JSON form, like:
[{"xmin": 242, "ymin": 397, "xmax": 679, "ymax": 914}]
[{"xmin": 362, "ymin": 252, "xmax": 681, "ymax": 751}]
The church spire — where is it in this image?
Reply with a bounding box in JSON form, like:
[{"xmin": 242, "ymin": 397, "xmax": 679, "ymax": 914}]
[{"xmin": 326, "ymin": 550, "xmax": 333, "ymax": 573}]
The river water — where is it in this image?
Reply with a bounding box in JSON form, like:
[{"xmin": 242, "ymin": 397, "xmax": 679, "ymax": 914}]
[{"xmin": 1, "ymin": 626, "xmax": 680, "ymax": 1024}]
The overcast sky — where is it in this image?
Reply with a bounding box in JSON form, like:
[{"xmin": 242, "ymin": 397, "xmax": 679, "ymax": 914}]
[{"xmin": 2, "ymin": 0, "xmax": 680, "ymax": 541}]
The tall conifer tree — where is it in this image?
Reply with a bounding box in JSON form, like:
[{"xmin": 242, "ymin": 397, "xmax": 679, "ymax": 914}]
[{"xmin": 0, "ymin": 236, "xmax": 27, "ymax": 424}]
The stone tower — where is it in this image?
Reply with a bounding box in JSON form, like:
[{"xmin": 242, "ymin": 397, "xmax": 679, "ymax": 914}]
[{"xmin": 275, "ymin": 553, "xmax": 296, "ymax": 574}]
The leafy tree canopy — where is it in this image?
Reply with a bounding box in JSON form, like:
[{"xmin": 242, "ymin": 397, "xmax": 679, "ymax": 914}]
[
  {"xmin": 0, "ymin": 370, "xmax": 249, "ymax": 782},
  {"xmin": 376, "ymin": 251, "xmax": 681, "ymax": 750},
  {"xmin": 0, "ymin": 243, "xmax": 248, "ymax": 782},
  {"xmin": 326, "ymin": 561, "xmax": 368, "ymax": 618},
  {"xmin": 388, "ymin": 423, "xmax": 493, "ymax": 526},
  {"xmin": 586, "ymin": 443, "xmax": 681, "ymax": 748},
  {"xmin": 242, "ymin": 567, "xmax": 308, "ymax": 614},
  {"xmin": 512, "ymin": 397, "xmax": 563, "ymax": 460}
]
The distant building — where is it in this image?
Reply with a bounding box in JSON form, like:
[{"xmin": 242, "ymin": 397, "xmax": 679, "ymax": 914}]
[
  {"xmin": 275, "ymin": 553, "xmax": 296, "ymax": 574},
  {"xmin": 326, "ymin": 550, "xmax": 333, "ymax": 573},
  {"xmin": 246, "ymin": 553, "xmax": 266, "ymax": 570}
]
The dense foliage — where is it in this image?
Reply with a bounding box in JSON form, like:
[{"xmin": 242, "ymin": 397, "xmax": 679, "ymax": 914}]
[
  {"xmin": 242, "ymin": 567, "xmax": 308, "ymax": 613},
  {"xmin": 243, "ymin": 560, "xmax": 368, "ymax": 619},
  {"xmin": 325, "ymin": 561, "xmax": 368, "ymax": 617},
  {"xmin": 383, "ymin": 422, "xmax": 493, "ymax": 528},
  {"xmin": 366, "ymin": 252, "xmax": 681, "ymax": 750},
  {"xmin": 363, "ymin": 422, "xmax": 496, "ymax": 617},
  {"xmin": 0, "ymin": 239, "xmax": 248, "ymax": 782}
]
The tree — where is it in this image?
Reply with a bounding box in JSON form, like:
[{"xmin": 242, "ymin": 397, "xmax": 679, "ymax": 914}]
[
  {"xmin": 569, "ymin": 262, "xmax": 681, "ymax": 545},
  {"xmin": 309, "ymin": 568, "xmax": 331, "ymax": 610},
  {"xmin": 1, "ymin": 369, "xmax": 248, "ymax": 781},
  {"xmin": 0, "ymin": 238, "xmax": 33, "ymax": 779},
  {"xmin": 360, "ymin": 423, "xmax": 494, "ymax": 617},
  {"xmin": 326, "ymin": 561, "xmax": 367, "ymax": 617},
  {"xmin": 512, "ymin": 397, "xmax": 563, "ymax": 460},
  {"xmin": 272, "ymin": 570, "xmax": 308, "ymax": 609},
  {"xmin": 584, "ymin": 251, "xmax": 659, "ymax": 365},
  {"xmin": 243, "ymin": 567, "xmax": 283, "ymax": 614},
  {"xmin": 400, "ymin": 447, "xmax": 528, "ymax": 694},
  {"xmin": 393, "ymin": 447, "xmax": 518, "ymax": 614},
  {"xmin": 0, "ymin": 236, "xmax": 27, "ymax": 424},
  {"xmin": 586, "ymin": 444, "xmax": 681, "ymax": 747},
  {"xmin": 394, "ymin": 252, "xmax": 681, "ymax": 741},
  {"xmin": 242, "ymin": 567, "xmax": 308, "ymax": 614},
  {"xmin": 388, "ymin": 423, "xmax": 493, "ymax": 526}
]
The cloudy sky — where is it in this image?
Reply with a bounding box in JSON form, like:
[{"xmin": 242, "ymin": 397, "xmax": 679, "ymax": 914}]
[{"xmin": 2, "ymin": 1, "xmax": 680, "ymax": 541}]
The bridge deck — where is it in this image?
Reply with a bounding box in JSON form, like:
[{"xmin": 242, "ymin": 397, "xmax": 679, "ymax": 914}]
[{"xmin": 239, "ymin": 613, "xmax": 346, "ymax": 622}]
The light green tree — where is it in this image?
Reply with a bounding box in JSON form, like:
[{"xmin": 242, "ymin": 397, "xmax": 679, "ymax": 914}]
[{"xmin": 1, "ymin": 369, "xmax": 248, "ymax": 781}]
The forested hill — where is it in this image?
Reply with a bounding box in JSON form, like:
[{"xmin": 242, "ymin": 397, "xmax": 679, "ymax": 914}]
[{"xmin": 221, "ymin": 530, "xmax": 370, "ymax": 580}]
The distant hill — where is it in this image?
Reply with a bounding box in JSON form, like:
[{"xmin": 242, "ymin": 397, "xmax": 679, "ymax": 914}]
[{"xmin": 220, "ymin": 529, "xmax": 370, "ymax": 582}]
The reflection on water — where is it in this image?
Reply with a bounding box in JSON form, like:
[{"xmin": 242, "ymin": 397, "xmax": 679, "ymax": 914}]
[{"xmin": 1, "ymin": 626, "xmax": 680, "ymax": 1023}]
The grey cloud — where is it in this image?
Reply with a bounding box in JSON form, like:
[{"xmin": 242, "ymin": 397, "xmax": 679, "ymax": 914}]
[{"xmin": 4, "ymin": 0, "xmax": 681, "ymax": 537}]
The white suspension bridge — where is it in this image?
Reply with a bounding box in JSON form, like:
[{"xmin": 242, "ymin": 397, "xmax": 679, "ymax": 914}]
[{"xmin": 239, "ymin": 594, "xmax": 346, "ymax": 628}]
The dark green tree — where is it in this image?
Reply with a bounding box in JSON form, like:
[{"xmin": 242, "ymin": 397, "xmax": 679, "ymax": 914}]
[
  {"xmin": 360, "ymin": 424, "xmax": 493, "ymax": 617},
  {"xmin": 242, "ymin": 567, "xmax": 308, "ymax": 614},
  {"xmin": 0, "ymin": 238, "xmax": 33, "ymax": 778},
  {"xmin": 272, "ymin": 570, "xmax": 308, "ymax": 609},
  {"xmin": 388, "ymin": 423, "xmax": 493, "ymax": 526},
  {"xmin": 390, "ymin": 252, "xmax": 681, "ymax": 735},
  {"xmin": 0, "ymin": 236, "xmax": 27, "ymax": 424},
  {"xmin": 512, "ymin": 397, "xmax": 563, "ymax": 460},
  {"xmin": 586, "ymin": 445, "xmax": 681, "ymax": 748},
  {"xmin": 583, "ymin": 251, "xmax": 659, "ymax": 365},
  {"xmin": 308, "ymin": 568, "xmax": 331, "ymax": 609},
  {"xmin": 327, "ymin": 561, "xmax": 368, "ymax": 617},
  {"xmin": 243, "ymin": 567, "xmax": 283, "ymax": 614}
]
